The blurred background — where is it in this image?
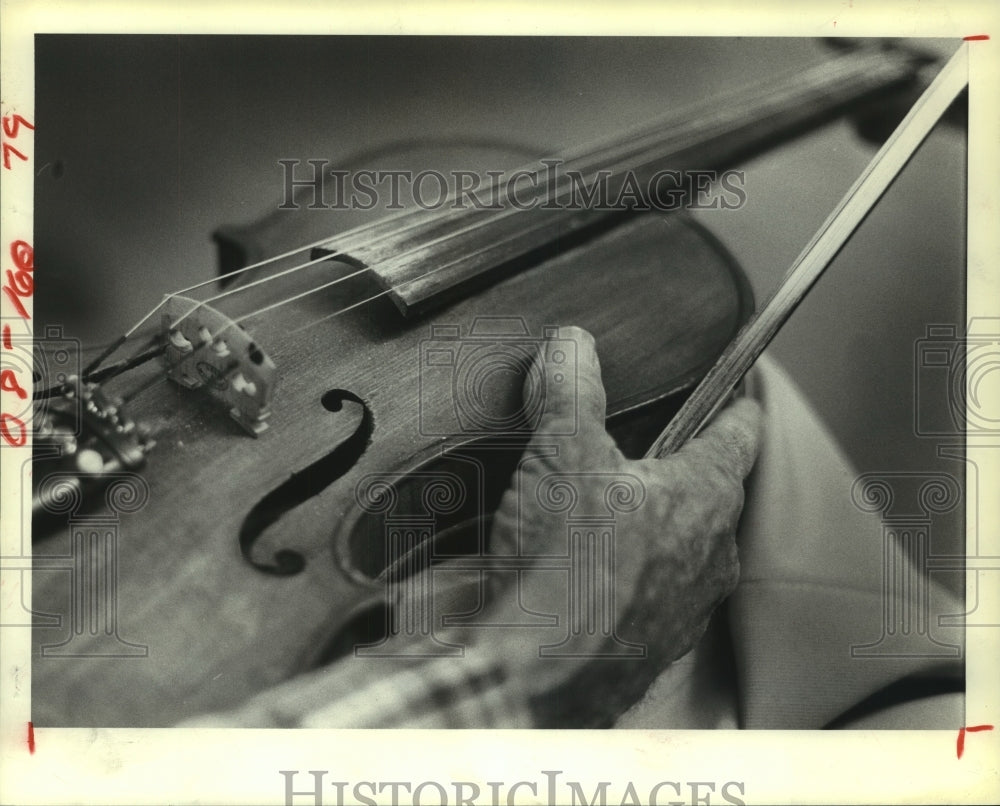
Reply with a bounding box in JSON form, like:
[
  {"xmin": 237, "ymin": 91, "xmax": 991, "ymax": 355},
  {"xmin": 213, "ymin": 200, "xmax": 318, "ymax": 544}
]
[{"xmin": 33, "ymin": 36, "xmax": 967, "ymax": 566}]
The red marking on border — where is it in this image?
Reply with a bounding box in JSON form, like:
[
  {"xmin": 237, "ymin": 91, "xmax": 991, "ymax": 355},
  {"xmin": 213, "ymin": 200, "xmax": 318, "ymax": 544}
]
[
  {"xmin": 957, "ymin": 724, "xmax": 993, "ymax": 758},
  {"xmin": 1, "ymin": 369, "xmax": 28, "ymax": 399},
  {"xmin": 2, "ymin": 142, "xmax": 27, "ymax": 170},
  {"xmin": 11, "ymin": 239, "xmax": 34, "ymax": 271},
  {"xmin": 27, "ymin": 721, "xmax": 35, "ymax": 754},
  {"xmin": 1, "ymin": 412, "xmax": 27, "ymax": 446},
  {"xmin": 963, "ymin": 34, "xmax": 989, "ymax": 40},
  {"xmin": 2, "ymin": 324, "xmax": 11, "ymax": 350},
  {"xmin": 1, "ymin": 114, "xmax": 34, "ymax": 138}
]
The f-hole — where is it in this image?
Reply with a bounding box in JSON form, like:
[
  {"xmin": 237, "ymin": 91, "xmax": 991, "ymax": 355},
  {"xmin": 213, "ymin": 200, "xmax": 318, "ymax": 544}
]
[{"xmin": 238, "ymin": 389, "xmax": 373, "ymax": 575}]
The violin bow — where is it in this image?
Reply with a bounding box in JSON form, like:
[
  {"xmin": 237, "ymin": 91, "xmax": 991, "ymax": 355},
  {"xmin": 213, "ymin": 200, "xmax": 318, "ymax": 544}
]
[{"xmin": 645, "ymin": 43, "xmax": 970, "ymax": 460}]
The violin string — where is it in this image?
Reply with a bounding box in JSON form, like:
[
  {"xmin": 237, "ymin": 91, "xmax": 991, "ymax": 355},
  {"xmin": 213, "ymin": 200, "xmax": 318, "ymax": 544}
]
[
  {"xmin": 164, "ymin": 93, "xmax": 723, "ymax": 332},
  {"xmin": 197, "ymin": 46, "xmax": 911, "ymax": 332},
  {"xmin": 37, "ymin": 335, "xmax": 161, "ymax": 398},
  {"xmin": 88, "ymin": 343, "xmax": 167, "ymax": 384},
  {"xmin": 99, "ymin": 100, "xmax": 700, "ymax": 359},
  {"xmin": 130, "ymin": 46, "xmax": 925, "ymax": 414},
  {"xmin": 170, "ymin": 183, "xmax": 591, "ymax": 355},
  {"xmin": 184, "ymin": 157, "xmax": 663, "ymax": 342},
  {"xmin": 159, "ymin": 47, "xmax": 920, "ymax": 369},
  {"xmin": 88, "ymin": 48, "xmax": 911, "ymax": 383},
  {"xmin": 106, "ymin": 109, "xmax": 697, "ymax": 393},
  {"xmin": 242, "ymin": 204, "xmax": 578, "ymax": 328},
  {"xmin": 104, "ymin": 47, "xmax": 894, "ymax": 364},
  {"xmin": 95, "ymin": 118, "xmax": 657, "ymax": 374},
  {"xmin": 226, "ymin": 51, "xmax": 884, "ymax": 334},
  {"xmin": 228, "ymin": 156, "xmax": 678, "ymax": 328}
]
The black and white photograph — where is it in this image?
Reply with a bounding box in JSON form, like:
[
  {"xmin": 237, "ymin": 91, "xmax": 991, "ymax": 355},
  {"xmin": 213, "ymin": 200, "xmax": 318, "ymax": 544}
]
[{"xmin": 1, "ymin": 2, "xmax": 998, "ymax": 805}]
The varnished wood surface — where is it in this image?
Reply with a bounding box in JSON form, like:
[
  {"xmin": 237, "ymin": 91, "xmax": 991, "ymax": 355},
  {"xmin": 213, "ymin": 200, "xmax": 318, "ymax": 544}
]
[{"xmin": 31, "ymin": 211, "xmax": 751, "ymax": 726}]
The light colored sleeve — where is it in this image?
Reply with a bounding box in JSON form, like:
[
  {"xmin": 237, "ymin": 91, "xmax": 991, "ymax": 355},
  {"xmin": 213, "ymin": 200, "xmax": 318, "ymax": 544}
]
[{"xmin": 617, "ymin": 353, "xmax": 964, "ymax": 729}]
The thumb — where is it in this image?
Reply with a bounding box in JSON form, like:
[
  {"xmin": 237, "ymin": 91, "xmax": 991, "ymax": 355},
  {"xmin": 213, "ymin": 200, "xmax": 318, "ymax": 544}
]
[
  {"xmin": 522, "ymin": 325, "xmax": 609, "ymax": 442},
  {"xmin": 680, "ymin": 395, "xmax": 763, "ymax": 481}
]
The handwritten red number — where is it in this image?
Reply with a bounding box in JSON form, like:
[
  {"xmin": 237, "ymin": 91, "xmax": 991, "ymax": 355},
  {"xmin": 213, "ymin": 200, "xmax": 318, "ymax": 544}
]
[
  {"xmin": 2, "ymin": 241, "xmax": 34, "ymax": 320},
  {"xmin": 2, "ymin": 114, "xmax": 34, "ymax": 170},
  {"xmin": 0, "ymin": 413, "xmax": 27, "ymax": 447},
  {"xmin": 0, "ymin": 369, "xmax": 27, "ymax": 400},
  {"xmin": 2, "ymin": 114, "xmax": 34, "ymax": 138},
  {"xmin": 11, "ymin": 240, "xmax": 33, "ymax": 270},
  {"xmin": 1, "ymin": 238, "xmax": 35, "ymax": 447},
  {"xmin": 2, "ymin": 143, "xmax": 27, "ymax": 170}
]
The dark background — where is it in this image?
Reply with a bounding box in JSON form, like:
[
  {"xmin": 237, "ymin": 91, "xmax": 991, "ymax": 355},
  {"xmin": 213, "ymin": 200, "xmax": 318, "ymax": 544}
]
[{"xmin": 34, "ymin": 35, "xmax": 967, "ymax": 561}]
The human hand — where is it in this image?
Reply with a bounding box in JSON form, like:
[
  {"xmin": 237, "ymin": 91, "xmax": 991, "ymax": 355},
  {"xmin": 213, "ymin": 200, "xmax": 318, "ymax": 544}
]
[{"xmin": 446, "ymin": 326, "xmax": 762, "ymax": 724}]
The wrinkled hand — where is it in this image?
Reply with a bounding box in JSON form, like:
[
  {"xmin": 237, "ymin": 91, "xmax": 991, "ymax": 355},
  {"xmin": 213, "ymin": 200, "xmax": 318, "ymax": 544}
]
[{"xmin": 440, "ymin": 326, "xmax": 763, "ymax": 724}]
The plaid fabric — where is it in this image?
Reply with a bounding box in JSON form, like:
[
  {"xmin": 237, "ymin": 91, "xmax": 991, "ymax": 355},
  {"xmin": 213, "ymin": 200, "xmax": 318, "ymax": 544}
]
[{"xmin": 299, "ymin": 655, "xmax": 534, "ymax": 728}]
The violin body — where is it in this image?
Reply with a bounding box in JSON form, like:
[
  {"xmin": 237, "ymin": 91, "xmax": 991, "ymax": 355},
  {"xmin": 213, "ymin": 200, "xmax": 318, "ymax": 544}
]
[{"xmin": 31, "ymin": 159, "xmax": 751, "ymax": 725}]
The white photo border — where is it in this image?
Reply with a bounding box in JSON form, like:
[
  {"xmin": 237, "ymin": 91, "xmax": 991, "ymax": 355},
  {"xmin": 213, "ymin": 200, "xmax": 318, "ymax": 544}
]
[{"xmin": 1, "ymin": 2, "xmax": 998, "ymax": 804}]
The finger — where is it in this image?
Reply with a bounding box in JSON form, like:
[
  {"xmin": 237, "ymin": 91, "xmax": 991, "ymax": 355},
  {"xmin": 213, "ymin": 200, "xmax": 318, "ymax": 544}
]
[
  {"xmin": 681, "ymin": 396, "xmax": 762, "ymax": 481},
  {"xmin": 523, "ymin": 325, "xmax": 607, "ymax": 439}
]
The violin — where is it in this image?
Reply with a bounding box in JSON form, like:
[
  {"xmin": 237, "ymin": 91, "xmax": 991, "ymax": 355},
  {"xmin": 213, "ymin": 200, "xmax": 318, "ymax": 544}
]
[{"xmin": 27, "ymin": 37, "xmax": 957, "ymax": 727}]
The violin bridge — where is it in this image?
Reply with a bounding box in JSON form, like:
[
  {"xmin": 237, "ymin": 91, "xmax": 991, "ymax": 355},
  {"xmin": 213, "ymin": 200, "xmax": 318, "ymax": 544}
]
[{"xmin": 160, "ymin": 295, "xmax": 277, "ymax": 436}]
